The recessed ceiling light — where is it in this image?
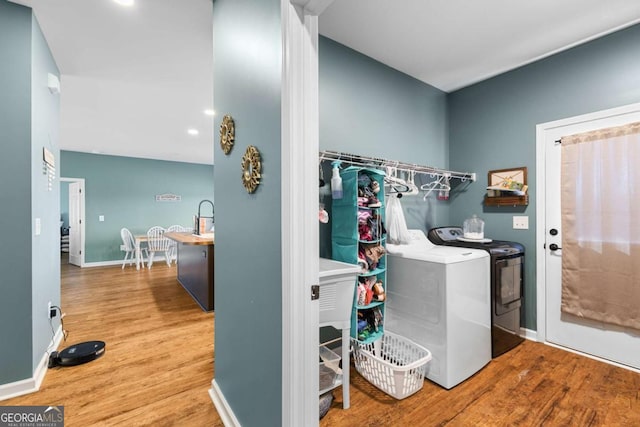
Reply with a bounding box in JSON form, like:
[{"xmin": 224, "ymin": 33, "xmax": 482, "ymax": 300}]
[
  {"xmin": 187, "ymin": 128, "xmax": 199, "ymax": 136},
  {"xmin": 113, "ymin": 0, "xmax": 134, "ymax": 6},
  {"xmin": 204, "ymin": 109, "xmax": 215, "ymax": 116}
]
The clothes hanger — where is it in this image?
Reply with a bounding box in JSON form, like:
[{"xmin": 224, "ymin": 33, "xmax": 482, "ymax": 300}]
[
  {"xmin": 421, "ymin": 175, "xmax": 451, "ymax": 200},
  {"xmin": 384, "ymin": 166, "xmax": 411, "ymax": 198},
  {"xmin": 404, "ymin": 170, "xmax": 420, "ymax": 196}
]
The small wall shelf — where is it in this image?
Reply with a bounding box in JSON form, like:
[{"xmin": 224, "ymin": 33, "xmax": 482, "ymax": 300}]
[
  {"xmin": 484, "ymin": 167, "xmax": 529, "ymax": 207},
  {"xmin": 484, "ymin": 194, "xmax": 529, "ymax": 206}
]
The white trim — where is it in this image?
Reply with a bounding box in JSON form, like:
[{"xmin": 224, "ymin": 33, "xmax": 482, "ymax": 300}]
[
  {"xmin": 543, "ymin": 341, "xmax": 640, "ymax": 374},
  {"xmin": 290, "ymin": 0, "xmax": 335, "ymax": 15},
  {"xmin": 520, "ymin": 327, "xmax": 538, "ymax": 342},
  {"xmin": 535, "ymin": 101, "xmax": 640, "ymax": 361},
  {"xmin": 281, "ymin": 1, "xmax": 324, "ymax": 425},
  {"xmin": 60, "ymin": 177, "xmax": 86, "ymax": 267},
  {"xmin": 0, "ymin": 326, "xmax": 63, "ymax": 402},
  {"xmin": 535, "ymin": 123, "xmax": 547, "ymax": 343},
  {"xmin": 83, "ymin": 260, "xmax": 132, "ymax": 268},
  {"xmin": 209, "ymin": 380, "xmax": 241, "ymax": 427},
  {"xmin": 82, "ymin": 253, "xmax": 163, "ymax": 269}
]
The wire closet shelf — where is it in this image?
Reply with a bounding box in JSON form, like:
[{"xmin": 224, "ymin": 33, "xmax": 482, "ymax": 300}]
[{"xmin": 319, "ymin": 150, "xmax": 476, "ymax": 183}]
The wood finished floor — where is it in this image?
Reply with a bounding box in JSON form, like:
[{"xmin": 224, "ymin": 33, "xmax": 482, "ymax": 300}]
[
  {"xmin": 322, "ymin": 337, "xmax": 640, "ymax": 426},
  {"xmin": 3, "ymin": 257, "xmax": 640, "ymax": 426},
  {"xmin": 3, "ymin": 257, "xmax": 223, "ymax": 426}
]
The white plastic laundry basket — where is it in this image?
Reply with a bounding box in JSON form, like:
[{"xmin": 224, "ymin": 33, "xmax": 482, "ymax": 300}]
[{"xmin": 352, "ymin": 331, "xmax": 432, "ymax": 400}]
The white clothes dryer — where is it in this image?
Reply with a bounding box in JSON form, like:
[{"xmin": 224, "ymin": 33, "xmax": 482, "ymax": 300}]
[{"xmin": 386, "ymin": 229, "xmax": 491, "ymax": 389}]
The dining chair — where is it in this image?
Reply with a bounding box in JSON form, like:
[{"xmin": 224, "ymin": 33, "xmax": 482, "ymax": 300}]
[
  {"xmin": 146, "ymin": 226, "xmax": 171, "ymax": 269},
  {"xmin": 120, "ymin": 227, "xmax": 147, "ymax": 269},
  {"xmin": 165, "ymin": 224, "xmax": 187, "ymax": 265}
]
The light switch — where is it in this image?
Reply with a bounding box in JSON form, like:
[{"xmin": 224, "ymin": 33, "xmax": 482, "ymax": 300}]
[
  {"xmin": 99, "ymin": 215, "xmax": 105, "ymax": 222},
  {"xmin": 35, "ymin": 218, "xmax": 41, "ymax": 235},
  {"xmin": 513, "ymin": 216, "xmax": 529, "ymax": 230}
]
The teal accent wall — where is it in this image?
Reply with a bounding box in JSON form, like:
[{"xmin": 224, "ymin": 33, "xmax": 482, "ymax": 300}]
[
  {"xmin": 319, "ymin": 36, "xmax": 451, "ymax": 258},
  {"xmin": 212, "ymin": 0, "xmax": 282, "ymax": 425},
  {"xmin": 30, "ymin": 14, "xmax": 61, "ymax": 372},
  {"xmin": 60, "ymin": 182, "xmax": 69, "ymax": 228},
  {"xmin": 0, "ymin": 2, "xmax": 60, "ymax": 385},
  {"xmin": 60, "ymin": 151, "xmax": 214, "ymax": 263},
  {"xmin": 0, "ymin": 0, "xmax": 33, "ymax": 385},
  {"xmin": 448, "ymin": 23, "xmax": 640, "ymax": 330}
]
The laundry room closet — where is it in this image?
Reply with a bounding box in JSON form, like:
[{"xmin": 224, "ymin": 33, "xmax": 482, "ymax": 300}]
[
  {"xmin": 318, "ymin": 36, "xmax": 455, "ymax": 257},
  {"xmin": 317, "ymin": 34, "xmax": 481, "ymax": 415}
]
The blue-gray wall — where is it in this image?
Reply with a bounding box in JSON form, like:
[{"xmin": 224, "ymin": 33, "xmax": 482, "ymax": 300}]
[
  {"xmin": 212, "ymin": 1, "xmax": 282, "ymax": 426},
  {"xmin": 0, "ymin": 0, "xmax": 33, "ymax": 385},
  {"xmin": 448, "ymin": 23, "xmax": 640, "ymax": 330},
  {"xmin": 60, "ymin": 151, "xmax": 214, "ymax": 263},
  {"xmin": 60, "ymin": 182, "xmax": 69, "ymax": 229},
  {"xmin": 0, "ymin": 2, "xmax": 60, "ymax": 385},
  {"xmin": 319, "ymin": 36, "xmax": 451, "ymax": 258},
  {"xmin": 31, "ymin": 14, "xmax": 61, "ymax": 372}
]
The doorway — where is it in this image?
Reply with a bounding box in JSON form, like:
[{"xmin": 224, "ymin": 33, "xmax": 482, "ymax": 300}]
[
  {"xmin": 60, "ymin": 177, "xmax": 85, "ymax": 267},
  {"xmin": 536, "ymin": 102, "xmax": 640, "ymax": 371}
]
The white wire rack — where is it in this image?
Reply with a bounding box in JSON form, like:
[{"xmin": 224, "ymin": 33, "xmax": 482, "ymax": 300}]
[{"xmin": 319, "ymin": 150, "xmax": 476, "ymax": 183}]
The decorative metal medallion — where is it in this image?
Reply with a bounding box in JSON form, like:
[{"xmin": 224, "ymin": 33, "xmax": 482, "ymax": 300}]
[
  {"xmin": 219, "ymin": 115, "xmax": 235, "ymax": 155},
  {"xmin": 241, "ymin": 145, "xmax": 262, "ymax": 193}
]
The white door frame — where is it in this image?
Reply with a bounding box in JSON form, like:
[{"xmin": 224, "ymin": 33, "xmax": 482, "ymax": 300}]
[
  {"xmin": 60, "ymin": 177, "xmax": 86, "ymax": 267},
  {"xmin": 282, "ymin": 1, "xmax": 334, "ymax": 426},
  {"xmin": 535, "ymin": 102, "xmax": 640, "ymax": 349}
]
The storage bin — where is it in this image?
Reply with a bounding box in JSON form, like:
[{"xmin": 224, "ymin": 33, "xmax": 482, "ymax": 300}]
[
  {"xmin": 351, "ymin": 331, "xmax": 432, "ymax": 400},
  {"xmin": 319, "ymin": 345, "xmax": 342, "ymax": 393},
  {"xmin": 319, "ymin": 258, "xmax": 360, "ymax": 329}
]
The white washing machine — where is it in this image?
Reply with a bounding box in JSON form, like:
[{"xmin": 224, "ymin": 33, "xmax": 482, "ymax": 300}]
[{"xmin": 386, "ymin": 229, "xmax": 491, "ymax": 389}]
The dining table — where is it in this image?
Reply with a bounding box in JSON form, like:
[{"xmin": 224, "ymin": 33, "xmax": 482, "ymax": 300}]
[{"xmin": 134, "ymin": 234, "xmax": 148, "ymax": 270}]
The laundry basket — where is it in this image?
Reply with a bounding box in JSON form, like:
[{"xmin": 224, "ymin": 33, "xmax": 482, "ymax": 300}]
[{"xmin": 351, "ymin": 331, "xmax": 432, "ymax": 400}]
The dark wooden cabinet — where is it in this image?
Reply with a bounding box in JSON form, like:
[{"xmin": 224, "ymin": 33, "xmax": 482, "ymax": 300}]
[
  {"xmin": 165, "ymin": 232, "xmax": 214, "ymax": 312},
  {"xmin": 176, "ymin": 243, "xmax": 214, "ymax": 311}
]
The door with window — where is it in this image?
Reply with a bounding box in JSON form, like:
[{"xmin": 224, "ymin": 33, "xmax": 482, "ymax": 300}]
[{"xmin": 544, "ymin": 105, "xmax": 640, "ymax": 369}]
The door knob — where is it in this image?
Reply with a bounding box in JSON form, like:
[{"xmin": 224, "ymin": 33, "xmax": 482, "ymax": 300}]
[{"xmin": 549, "ymin": 243, "xmax": 562, "ymax": 251}]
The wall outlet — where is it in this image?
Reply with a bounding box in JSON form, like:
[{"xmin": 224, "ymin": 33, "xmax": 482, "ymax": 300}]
[
  {"xmin": 99, "ymin": 215, "xmax": 105, "ymax": 222},
  {"xmin": 513, "ymin": 215, "xmax": 529, "ymax": 230},
  {"xmin": 48, "ymin": 301, "xmax": 52, "ymax": 319}
]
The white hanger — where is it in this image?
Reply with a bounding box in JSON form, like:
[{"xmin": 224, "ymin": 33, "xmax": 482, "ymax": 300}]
[
  {"xmin": 404, "ymin": 170, "xmax": 419, "ymax": 196},
  {"xmin": 421, "ymin": 175, "xmax": 451, "ymax": 200}
]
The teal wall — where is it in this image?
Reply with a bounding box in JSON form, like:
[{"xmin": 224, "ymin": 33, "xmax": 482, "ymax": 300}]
[
  {"xmin": 319, "ymin": 36, "xmax": 451, "ymax": 258},
  {"xmin": 448, "ymin": 23, "xmax": 640, "ymax": 330},
  {"xmin": 30, "ymin": 13, "xmax": 61, "ymax": 371},
  {"xmin": 60, "ymin": 182, "xmax": 69, "ymax": 228},
  {"xmin": 0, "ymin": 2, "xmax": 60, "ymax": 385},
  {"xmin": 60, "ymin": 151, "xmax": 214, "ymax": 263},
  {"xmin": 212, "ymin": 0, "xmax": 283, "ymax": 425},
  {"xmin": 0, "ymin": 0, "xmax": 33, "ymax": 384}
]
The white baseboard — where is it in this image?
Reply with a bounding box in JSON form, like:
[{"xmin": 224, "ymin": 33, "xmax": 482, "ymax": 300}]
[
  {"xmin": 0, "ymin": 326, "xmax": 63, "ymax": 402},
  {"xmin": 520, "ymin": 328, "xmax": 640, "ymax": 373},
  {"xmin": 83, "ymin": 255, "xmax": 171, "ymax": 269},
  {"xmin": 520, "ymin": 327, "xmax": 538, "ymax": 341},
  {"xmin": 83, "ymin": 260, "xmax": 124, "ymax": 268},
  {"xmin": 543, "ymin": 341, "xmax": 640, "ymax": 374},
  {"xmin": 209, "ymin": 379, "xmax": 241, "ymax": 427}
]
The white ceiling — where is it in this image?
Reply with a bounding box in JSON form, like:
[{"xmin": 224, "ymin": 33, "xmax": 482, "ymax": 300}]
[
  {"xmin": 10, "ymin": 0, "xmax": 640, "ymax": 164},
  {"xmin": 12, "ymin": 0, "xmax": 215, "ymax": 165},
  {"xmin": 320, "ymin": 0, "xmax": 640, "ymax": 92}
]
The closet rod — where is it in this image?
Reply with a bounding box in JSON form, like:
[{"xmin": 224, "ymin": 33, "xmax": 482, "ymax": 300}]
[{"xmin": 319, "ymin": 150, "xmax": 476, "ymax": 182}]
